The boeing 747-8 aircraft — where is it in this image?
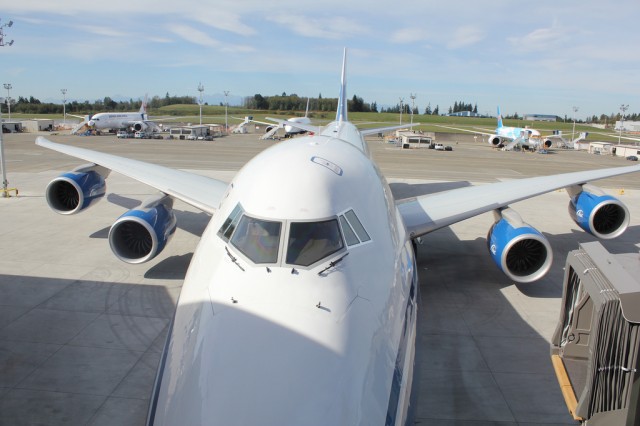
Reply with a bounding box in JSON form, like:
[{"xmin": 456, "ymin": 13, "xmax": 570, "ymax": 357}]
[
  {"xmin": 437, "ymin": 107, "xmax": 566, "ymax": 150},
  {"xmin": 36, "ymin": 49, "xmax": 640, "ymax": 425}
]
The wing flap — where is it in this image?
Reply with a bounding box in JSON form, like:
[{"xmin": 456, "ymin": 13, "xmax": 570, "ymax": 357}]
[
  {"xmin": 397, "ymin": 165, "xmax": 640, "ymax": 239},
  {"xmin": 36, "ymin": 137, "xmax": 228, "ymax": 214}
]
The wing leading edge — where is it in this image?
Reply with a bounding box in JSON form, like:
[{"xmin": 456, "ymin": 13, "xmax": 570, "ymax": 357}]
[
  {"xmin": 397, "ymin": 164, "xmax": 640, "ymax": 239},
  {"xmin": 36, "ymin": 137, "xmax": 228, "ymax": 214}
]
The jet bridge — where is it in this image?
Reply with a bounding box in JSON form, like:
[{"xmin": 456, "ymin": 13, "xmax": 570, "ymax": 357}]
[{"xmin": 551, "ymin": 241, "xmax": 640, "ymax": 425}]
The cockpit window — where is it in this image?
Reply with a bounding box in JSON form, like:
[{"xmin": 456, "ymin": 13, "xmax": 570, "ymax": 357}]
[
  {"xmin": 218, "ymin": 204, "xmax": 244, "ymax": 242},
  {"xmin": 230, "ymin": 215, "xmax": 281, "ymax": 264},
  {"xmin": 344, "ymin": 210, "xmax": 370, "ymax": 242},
  {"xmin": 286, "ymin": 219, "xmax": 344, "ymax": 267}
]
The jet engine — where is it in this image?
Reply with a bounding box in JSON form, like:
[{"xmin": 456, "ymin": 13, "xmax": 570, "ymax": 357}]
[
  {"xmin": 487, "ymin": 208, "xmax": 553, "ymax": 283},
  {"xmin": 132, "ymin": 122, "xmax": 149, "ymax": 132},
  {"xmin": 45, "ymin": 164, "xmax": 109, "ymax": 215},
  {"xmin": 567, "ymin": 184, "xmax": 629, "ymax": 240},
  {"xmin": 542, "ymin": 139, "xmax": 554, "ymax": 149},
  {"xmin": 109, "ymin": 194, "xmax": 177, "ymax": 264},
  {"xmin": 487, "ymin": 135, "xmax": 502, "ymax": 146}
]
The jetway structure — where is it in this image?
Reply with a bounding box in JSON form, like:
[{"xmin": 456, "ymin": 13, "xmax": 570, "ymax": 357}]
[{"xmin": 551, "ymin": 241, "xmax": 640, "ymax": 425}]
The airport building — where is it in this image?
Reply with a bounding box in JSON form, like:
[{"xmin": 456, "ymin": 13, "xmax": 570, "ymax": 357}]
[
  {"xmin": 615, "ymin": 120, "xmax": 640, "ymax": 132},
  {"xmin": 523, "ymin": 114, "xmax": 557, "ymax": 122},
  {"xmin": 169, "ymin": 125, "xmax": 209, "ymax": 139},
  {"xmin": 21, "ymin": 119, "xmax": 54, "ymax": 132},
  {"xmin": 611, "ymin": 144, "xmax": 640, "ymax": 158}
]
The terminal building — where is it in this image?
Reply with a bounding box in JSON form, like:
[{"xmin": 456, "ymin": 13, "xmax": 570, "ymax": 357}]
[{"xmin": 523, "ymin": 114, "xmax": 557, "ymax": 122}]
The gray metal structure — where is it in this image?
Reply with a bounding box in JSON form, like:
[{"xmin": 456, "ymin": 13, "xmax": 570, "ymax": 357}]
[{"xmin": 551, "ymin": 241, "xmax": 640, "ymax": 425}]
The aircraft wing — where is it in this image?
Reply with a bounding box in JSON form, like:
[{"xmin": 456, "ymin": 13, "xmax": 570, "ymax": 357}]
[
  {"xmin": 36, "ymin": 137, "xmax": 228, "ymax": 214},
  {"xmin": 434, "ymin": 124, "xmax": 495, "ymax": 137},
  {"xmin": 360, "ymin": 123, "xmax": 420, "ymax": 136},
  {"xmin": 264, "ymin": 117, "xmax": 321, "ymax": 134},
  {"xmin": 397, "ymin": 164, "xmax": 640, "ymax": 239}
]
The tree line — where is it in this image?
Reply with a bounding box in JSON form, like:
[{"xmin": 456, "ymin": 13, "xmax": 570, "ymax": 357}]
[
  {"xmin": 4, "ymin": 92, "xmax": 639, "ymax": 125},
  {"xmin": 6, "ymin": 93, "xmax": 197, "ymax": 115}
]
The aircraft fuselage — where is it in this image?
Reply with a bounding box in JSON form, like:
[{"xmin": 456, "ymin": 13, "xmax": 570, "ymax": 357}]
[{"xmin": 148, "ymin": 122, "xmax": 419, "ymax": 425}]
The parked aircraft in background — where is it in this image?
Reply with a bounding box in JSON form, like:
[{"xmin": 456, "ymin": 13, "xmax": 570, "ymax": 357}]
[
  {"xmin": 254, "ymin": 98, "xmax": 316, "ymax": 139},
  {"xmin": 36, "ymin": 49, "xmax": 640, "ymax": 425},
  {"xmin": 69, "ymin": 96, "xmax": 161, "ymax": 134},
  {"xmin": 437, "ymin": 107, "xmax": 571, "ymax": 150}
]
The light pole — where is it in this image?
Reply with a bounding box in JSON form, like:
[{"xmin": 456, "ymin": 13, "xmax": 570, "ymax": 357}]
[
  {"xmin": 399, "ymin": 97, "xmax": 404, "ymax": 125},
  {"xmin": 61, "ymin": 89, "xmax": 67, "ymax": 126},
  {"xmin": 410, "ymin": 93, "xmax": 416, "ymax": 125},
  {"xmin": 571, "ymin": 106, "xmax": 579, "ymax": 143},
  {"xmin": 224, "ymin": 90, "xmax": 230, "ymax": 133},
  {"xmin": 197, "ymin": 83, "xmax": 204, "ymax": 126},
  {"xmin": 3, "ymin": 84, "xmax": 12, "ymax": 122},
  {"xmin": 0, "ymin": 20, "xmax": 14, "ymax": 198},
  {"xmin": 618, "ymin": 104, "xmax": 629, "ymax": 145},
  {"xmin": 0, "ymin": 19, "xmax": 13, "ymax": 47}
]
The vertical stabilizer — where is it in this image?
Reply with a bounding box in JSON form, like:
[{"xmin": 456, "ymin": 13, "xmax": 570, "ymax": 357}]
[
  {"xmin": 140, "ymin": 94, "xmax": 148, "ymax": 119},
  {"xmin": 304, "ymin": 97, "xmax": 310, "ymax": 118},
  {"xmin": 496, "ymin": 106, "xmax": 503, "ymax": 129},
  {"xmin": 336, "ymin": 48, "xmax": 348, "ymax": 123}
]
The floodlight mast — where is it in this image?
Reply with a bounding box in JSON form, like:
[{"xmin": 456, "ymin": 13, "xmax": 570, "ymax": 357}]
[
  {"xmin": 197, "ymin": 83, "xmax": 204, "ymax": 126},
  {"xmin": 410, "ymin": 93, "xmax": 416, "ymax": 125},
  {"xmin": 618, "ymin": 104, "xmax": 629, "ymax": 145},
  {"xmin": 224, "ymin": 91, "xmax": 230, "ymax": 133},
  {"xmin": 572, "ymin": 106, "xmax": 579, "ymax": 143},
  {"xmin": 0, "ymin": 19, "xmax": 14, "ymax": 47},
  {"xmin": 0, "ymin": 19, "xmax": 14, "ymax": 197},
  {"xmin": 61, "ymin": 89, "xmax": 67, "ymax": 126},
  {"xmin": 3, "ymin": 84, "xmax": 11, "ymax": 122}
]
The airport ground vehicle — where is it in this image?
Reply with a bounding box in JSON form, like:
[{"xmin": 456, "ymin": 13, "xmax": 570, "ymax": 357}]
[
  {"xmin": 627, "ymin": 155, "xmax": 638, "ymax": 161},
  {"xmin": 434, "ymin": 143, "xmax": 445, "ymax": 150}
]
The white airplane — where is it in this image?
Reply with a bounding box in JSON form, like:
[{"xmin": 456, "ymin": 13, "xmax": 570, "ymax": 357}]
[
  {"xmin": 70, "ymin": 96, "xmax": 160, "ymax": 134},
  {"xmin": 256, "ymin": 98, "xmax": 316, "ymax": 140},
  {"xmin": 36, "ymin": 49, "xmax": 640, "ymax": 425},
  {"xmin": 437, "ymin": 107, "xmax": 563, "ymax": 151}
]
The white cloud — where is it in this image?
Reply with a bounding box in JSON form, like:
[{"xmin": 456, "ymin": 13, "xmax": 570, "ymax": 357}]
[
  {"xmin": 446, "ymin": 26, "xmax": 485, "ymax": 49},
  {"xmin": 267, "ymin": 14, "xmax": 370, "ymax": 40},
  {"xmin": 507, "ymin": 26, "xmax": 566, "ymax": 52},
  {"xmin": 390, "ymin": 27, "xmax": 430, "ymax": 44},
  {"xmin": 169, "ymin": 24, "xmax": 222, "ymax": 48}
]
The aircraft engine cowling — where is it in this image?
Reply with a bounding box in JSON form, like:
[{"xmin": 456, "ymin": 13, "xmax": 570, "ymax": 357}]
[
  {"xmin": 109, "ymin": 195, "xmax": 177, "ymax": 264},
  {"xmin": 568, "ymin": 184, "xmax": 629, "ymax": 240},
  {"xmin": 487, "ymin": 208, "xmax": 553, "ymax": 283},
  {"xmin": 45, "ymin": 165, "xmax": 108, "ymax": 215},
  {"xmin": 488, "ymin": 135, "xmax": 502, "ymax": 146},
  {"xmin": 132, "ymin": 122, "xmax": 148, "ymax": 132},
  {"xmin": 542, "ymin": 139, "xmax": 553, "ymax": 148}
]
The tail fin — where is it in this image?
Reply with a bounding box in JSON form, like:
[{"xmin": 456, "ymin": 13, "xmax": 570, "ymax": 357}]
[
  {"xmin": 496, "ymin": 106, "xmax": 503, "ymax": 129},
  {"xmin": 140, "ymin": 94, "xmax": 148, "ymax": 116},
  {"xmin": 336, "ymin": 48, "xmax": 348, "ymax": 123},
  {"xmin": 304, "ymin": 97, "xmax": 310, "ymax": 118}
]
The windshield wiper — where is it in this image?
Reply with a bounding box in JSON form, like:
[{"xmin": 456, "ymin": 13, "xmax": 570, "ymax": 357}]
[
  {"xmin": 317, "ymin": 252, "xmax": 349, "ymax": 276},
  {"xmin": 225, "ymin": 246, "xmax": 245, "ymax": 272}
]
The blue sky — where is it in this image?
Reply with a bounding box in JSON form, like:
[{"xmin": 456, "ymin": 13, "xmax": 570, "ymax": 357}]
[{"xmin": 0, "ymin": 0, "xmax": 638, "ymax": 120}]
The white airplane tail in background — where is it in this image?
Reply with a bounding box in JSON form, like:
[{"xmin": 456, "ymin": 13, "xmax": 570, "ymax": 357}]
[{"xmin": 335, "ymin": 48, "xmax": 348, "ymax": 124}]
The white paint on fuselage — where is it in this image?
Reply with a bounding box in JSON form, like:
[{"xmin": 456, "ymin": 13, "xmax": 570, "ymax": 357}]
[{"xmin": 151, "ymin": 122, "xmax": 417, "ymax": 425}]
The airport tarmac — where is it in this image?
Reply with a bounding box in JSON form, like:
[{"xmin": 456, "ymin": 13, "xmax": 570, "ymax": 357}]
[{"xmin": 0, "ymin": 131, "xmax": 639, "ymax": 425}]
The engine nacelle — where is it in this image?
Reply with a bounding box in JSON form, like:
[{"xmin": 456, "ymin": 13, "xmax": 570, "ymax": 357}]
[
  {"xmin": 109, "ymin": 195, "xmax": 177, "ymax": 264},
  {"xmin": 132, "ymin": 121, "xmax": 149, "ymax": 132},
  {"xmin": 567, "ymin": 184, "xmax": 629, "ymax": 239},
  {"xmin": 542, "ymin": 139, "xmax": 553, "ymax": 148},
  {"xmin": 487, "ymin": 135, "xmax": 502, "ymax": 146},
  {"xmin": 487, "ymin": 208, "xmax": 553, "ymax": 283},
  {"xmin": 45, "ymin": 164, "xmax": 108, "ymax": 215}
]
